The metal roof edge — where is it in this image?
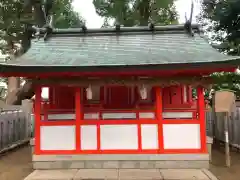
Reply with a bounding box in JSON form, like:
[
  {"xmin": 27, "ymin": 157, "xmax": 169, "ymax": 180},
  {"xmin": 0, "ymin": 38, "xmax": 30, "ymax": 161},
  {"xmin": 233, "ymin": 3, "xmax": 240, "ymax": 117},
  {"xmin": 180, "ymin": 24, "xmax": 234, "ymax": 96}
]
[
  {"xmin": 52, "ymin": 24, "xmax": 201, "ymax": 34},
  {"xmin": 30, "ymin": 23, "xmax": 201, "ymax": 36},
  {"xmin": 1, "ymin": 56, "xmax": 240, "ymax": 68}
]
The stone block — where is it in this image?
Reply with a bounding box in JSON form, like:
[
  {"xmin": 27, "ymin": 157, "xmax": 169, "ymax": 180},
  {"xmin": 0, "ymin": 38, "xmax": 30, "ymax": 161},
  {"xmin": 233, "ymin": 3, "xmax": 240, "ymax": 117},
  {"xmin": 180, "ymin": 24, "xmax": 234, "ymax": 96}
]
[
  {"xmin": 33, "ymin": 162, "xmax": 52, "ymax": 170},
  {"xmin": 73, "ymin": 169, "xmax": 118, "ymax": 180},
  {"xmin": 84, "ymin": 161, "xmax": 103, "ymax": 169},
  {"xmin": 30, "ymin": 138, "xmax": 35, "ymax": 146},
  {"xmin": 207, "ymin": 144, "xmax": 212, "ymax": 163},
  {"xmin": 33, "ymin": 161, "xmax": 85, "ymax": 170},
  {"xmin": 70, "ymin": 161, "xmax": 85, "ymax": 169},
  {"xmin": 24, "ymin": 169, "xmax": 78, "ymax": 180},
  {"xmin": 160, "ymin": 169, "xmax": 209, "ymax": 180},
  {"xmin": 139, "ymin": 161, "xmax": 156, "ymax": 169},
  {"xmin": 51, "ymin": 161, "xmax": 73, "ymax": 169},
  {"xmin": 31, "ymin": 147, "xmax": 35, "ymax": 154},
  {"xmin": 119, "ymin": 169, "xmax": 163, "ymax": 180},
  {"xmin": 120, "ymin": 161, "xmax": 140, "ymax": 169},
  {"xmin": 155, "ymin": 161, "xmax": 209, "ymax": 169},
  {"xmin": 103, "ymin": 161, "xmax": 119, "ymax": 168}
]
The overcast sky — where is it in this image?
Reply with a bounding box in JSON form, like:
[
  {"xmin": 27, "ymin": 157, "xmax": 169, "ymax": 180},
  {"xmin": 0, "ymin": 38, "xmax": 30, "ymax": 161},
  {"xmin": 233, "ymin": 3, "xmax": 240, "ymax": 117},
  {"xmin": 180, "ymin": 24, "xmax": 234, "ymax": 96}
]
[{"xmin": 72, "ymin": 0, "xmax": 201, "ymax": 28}]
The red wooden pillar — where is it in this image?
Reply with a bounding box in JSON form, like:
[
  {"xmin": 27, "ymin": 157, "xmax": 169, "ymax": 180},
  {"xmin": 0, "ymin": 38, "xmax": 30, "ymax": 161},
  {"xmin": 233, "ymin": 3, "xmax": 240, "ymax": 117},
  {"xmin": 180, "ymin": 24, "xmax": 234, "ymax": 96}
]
[
  {"xmin": 197, "ymin": 86, "xmax": 207, "ymax": 153},
  {"xmin": 155, "ymin": 87, "xmax": 164, "ymax": 153},
  {"xmin": 75, "ymin": 87, "xmax": 82, "ymax": 151},
  {"xmin": 34, "ymin": 85, "xmax": 42, "ymax": 154}
]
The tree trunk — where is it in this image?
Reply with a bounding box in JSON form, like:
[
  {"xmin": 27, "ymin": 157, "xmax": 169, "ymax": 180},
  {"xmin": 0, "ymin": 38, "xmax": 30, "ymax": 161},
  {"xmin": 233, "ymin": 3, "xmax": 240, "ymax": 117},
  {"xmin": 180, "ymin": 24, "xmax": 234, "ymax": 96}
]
[
  {"xmin": 6, "ymin": 77, "xmax": 20, "ymax": 105},
  {"xmin": 6, "ymin": 79, "xmax": 35, "ymax": 105},
  {"xmin": 7, "ymin": 77, "xmax": 20, "ymax": 93},
  {"xmin": 138, "ymin": 0, "xmax": 150, "ymax": 26}
]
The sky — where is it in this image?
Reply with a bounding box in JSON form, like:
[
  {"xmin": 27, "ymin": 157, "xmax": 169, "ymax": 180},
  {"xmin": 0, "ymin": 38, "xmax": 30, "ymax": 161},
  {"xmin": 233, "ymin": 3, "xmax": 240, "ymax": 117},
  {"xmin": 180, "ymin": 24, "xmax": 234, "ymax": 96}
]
[{"xmin": 72, "ymin": 0, "xmax": 201, "ymax": 28}]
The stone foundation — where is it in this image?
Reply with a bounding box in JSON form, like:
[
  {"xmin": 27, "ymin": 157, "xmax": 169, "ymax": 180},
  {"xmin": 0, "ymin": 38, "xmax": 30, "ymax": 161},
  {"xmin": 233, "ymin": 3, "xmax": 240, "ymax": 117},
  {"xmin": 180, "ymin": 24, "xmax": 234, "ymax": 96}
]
[
  {"xmin": 30, "ymin": 138, "xmax": 212, "ymax": 170},
  {"xmin": 24, "ymin": 169, "xmax": 219, "ymax": 180}
]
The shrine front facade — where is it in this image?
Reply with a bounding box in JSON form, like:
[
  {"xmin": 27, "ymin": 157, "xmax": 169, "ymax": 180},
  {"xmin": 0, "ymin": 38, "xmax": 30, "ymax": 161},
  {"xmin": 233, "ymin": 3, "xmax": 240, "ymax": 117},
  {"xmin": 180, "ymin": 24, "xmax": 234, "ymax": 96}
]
[{"xmin": 35, "ymin": 84, "xmax": 205, "ymax": 155}]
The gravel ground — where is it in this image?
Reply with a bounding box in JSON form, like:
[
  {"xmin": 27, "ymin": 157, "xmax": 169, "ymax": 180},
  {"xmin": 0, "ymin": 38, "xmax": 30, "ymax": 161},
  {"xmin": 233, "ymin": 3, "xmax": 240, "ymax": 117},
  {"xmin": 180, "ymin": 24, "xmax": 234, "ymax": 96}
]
[{"xmin": 1, "ymin": 145, "xmax": 240, "ymax": 180}]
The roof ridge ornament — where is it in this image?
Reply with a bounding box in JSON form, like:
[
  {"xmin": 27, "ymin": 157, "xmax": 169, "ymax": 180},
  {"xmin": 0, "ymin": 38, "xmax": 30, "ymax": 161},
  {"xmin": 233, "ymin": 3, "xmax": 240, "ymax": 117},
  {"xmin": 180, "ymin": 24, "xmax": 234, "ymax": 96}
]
[
  {"xmin": 81, "ymin": 24, "xmax": 87, "ymax": 33},
  {"xmin": 148, "ymin": 23, "xmax": 155, "ymax": 31},
  {"xmin": 184, "ymin": 0, "xmax": 194, "ymax": 37},
  {"xmin": 115, "ymin": 23, "xmax": 121, "ymax": 32}
]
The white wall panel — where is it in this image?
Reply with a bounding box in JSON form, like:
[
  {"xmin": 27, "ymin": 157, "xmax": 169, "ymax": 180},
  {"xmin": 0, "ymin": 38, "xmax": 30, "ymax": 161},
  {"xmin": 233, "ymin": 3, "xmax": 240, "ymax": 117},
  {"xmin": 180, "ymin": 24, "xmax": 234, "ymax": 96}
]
[
  {"xmin": 40, "ymin": 126, "xmax": 75, "ymax": 150},
  {"xmin": 163, "ymin": 112, "xmax": 193, "ymax": 119},
  {"xmin": 141, "ymin": 124, "xmax": 158, "ymax": 149},
  {"xmin": 163, "ymin": 124, "xmax": 201, "ymax": 149},
  {"xmin": 81, "ymin": 125, "xmax": 97, "ymax": 150},
  {"xmin": 84, "ymin": 113, "xmax": 99, "ymax": 119},
  {"xmin": 102, "ymin": 113, "xmax": 136, "ymax": 119},
  {"xmin": 100, "ymin": 125, "xmax": 138, "ymax": 149},
  {"xmin": 139, "ymin": 112, "xmax": 155, "ymax": 119},
  {"xmin": 47, "ymin": 114, "xmax": 75, "ymax": 120}
]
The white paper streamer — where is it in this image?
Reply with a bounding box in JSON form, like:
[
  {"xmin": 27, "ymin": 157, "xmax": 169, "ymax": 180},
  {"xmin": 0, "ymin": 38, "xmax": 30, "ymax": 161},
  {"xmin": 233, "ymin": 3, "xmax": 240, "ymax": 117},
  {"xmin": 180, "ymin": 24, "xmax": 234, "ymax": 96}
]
[
  {"xmin": 139, "ymin": 84, "xmax": 147, "ymax": 100},
  {"xmin": 86, "ymin": 85, "xmax": 93, "ymax": 100}
]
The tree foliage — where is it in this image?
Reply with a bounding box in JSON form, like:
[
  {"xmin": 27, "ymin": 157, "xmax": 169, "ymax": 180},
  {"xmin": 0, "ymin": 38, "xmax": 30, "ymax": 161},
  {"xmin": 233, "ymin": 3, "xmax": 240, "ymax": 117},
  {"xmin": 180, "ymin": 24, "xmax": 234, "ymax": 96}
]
[
  {"xmin": 0, "ymin": 0, "xmax": 84, "ymax": 56},
  {"xmin": 198, "ymin": 0, "xmax": 240, "ymax": 100},
  {"xmin": 93, "ymin": 0, "xmax": 178, "ymax": 26},
  {"xmin": 199, "ymin": 0, "xmax": 240, "ymax": 55}
]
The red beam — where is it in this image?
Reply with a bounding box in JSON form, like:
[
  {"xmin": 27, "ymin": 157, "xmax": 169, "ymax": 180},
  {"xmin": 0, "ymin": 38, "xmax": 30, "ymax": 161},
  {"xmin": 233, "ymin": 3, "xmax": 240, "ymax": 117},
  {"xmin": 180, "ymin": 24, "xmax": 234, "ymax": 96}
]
[{"xmin": 0, "ymin": 67, "xmax": 236, "ymax": 78}]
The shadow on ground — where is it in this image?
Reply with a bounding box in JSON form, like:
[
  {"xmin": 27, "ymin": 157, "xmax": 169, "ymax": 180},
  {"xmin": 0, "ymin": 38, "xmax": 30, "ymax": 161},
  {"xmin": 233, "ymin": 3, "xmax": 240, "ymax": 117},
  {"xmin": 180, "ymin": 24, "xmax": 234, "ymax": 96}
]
[{"xmin": 1, "ymin": 144, "xmax": 240, "ymax": 180}]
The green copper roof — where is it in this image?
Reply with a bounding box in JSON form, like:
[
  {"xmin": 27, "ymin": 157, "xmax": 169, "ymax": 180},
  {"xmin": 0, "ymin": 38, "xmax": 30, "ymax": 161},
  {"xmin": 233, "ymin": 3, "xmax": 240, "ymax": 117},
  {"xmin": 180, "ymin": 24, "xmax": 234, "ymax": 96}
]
[{"xmin": 3, "ymin": 24, "xmax": 240, "ymax": 70}]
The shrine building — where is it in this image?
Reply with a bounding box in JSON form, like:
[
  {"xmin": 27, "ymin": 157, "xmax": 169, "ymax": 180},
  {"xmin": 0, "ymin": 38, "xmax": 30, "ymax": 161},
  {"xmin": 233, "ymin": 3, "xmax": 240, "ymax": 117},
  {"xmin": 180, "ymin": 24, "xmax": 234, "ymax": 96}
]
[{"xmin": 1, "ymin": 24, "xmax": 239, "ymax": 170}]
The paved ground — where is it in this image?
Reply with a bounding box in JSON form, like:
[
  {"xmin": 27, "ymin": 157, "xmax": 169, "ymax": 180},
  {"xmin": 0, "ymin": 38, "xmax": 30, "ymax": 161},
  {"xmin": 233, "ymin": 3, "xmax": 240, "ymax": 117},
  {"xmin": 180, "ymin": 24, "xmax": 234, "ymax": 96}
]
[
  {"xmin": 24, "ymin": 169, "xmax": 216, "ymax": 180},
  {"xmin": 1, "ymin": 145, "xmax": 240, "ymax": 180}
]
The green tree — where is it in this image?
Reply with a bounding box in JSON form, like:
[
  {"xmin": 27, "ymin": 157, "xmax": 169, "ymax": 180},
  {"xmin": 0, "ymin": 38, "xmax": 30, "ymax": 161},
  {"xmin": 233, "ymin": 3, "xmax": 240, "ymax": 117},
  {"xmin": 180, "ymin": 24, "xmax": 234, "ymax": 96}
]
[
  {"xmin": 198, "ymin": 0, "xmax": 240, "ymax": 102},
  {"xmin": 93, "ymin": 0, "xmax": 178, "ymax": 26},
  {"xmin": 0, "ymin": 0, "xmax": 84, "ymax": 55},
  {"xmin": 199, "ymin": 0, "xmax": 240, "ymax": 55},
  {"xmin": 0, "ymin": 0, "xmax": 84, "ymax": 104}
]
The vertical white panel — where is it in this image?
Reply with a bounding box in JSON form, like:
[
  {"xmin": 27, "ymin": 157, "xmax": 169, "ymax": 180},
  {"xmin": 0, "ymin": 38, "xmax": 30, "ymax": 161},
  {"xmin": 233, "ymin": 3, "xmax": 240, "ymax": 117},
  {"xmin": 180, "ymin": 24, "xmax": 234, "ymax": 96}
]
[
  {"xmin": 40, "ymin": 126, "xmax": 75, "ymax": 150},
  {"xmin": 141, "ymin": 124, "xmax": 158, "ymax": 149},
  {"xmin": 100, "ymin": 125, "xmax": 138, "ymax": 150},
  {"xmin": 163, "ymin": 124, "xmax": 201, "ymax": 149},
  {"xmin": 81, "ymin": 125, "xmax": 97, "ymax": 150}
]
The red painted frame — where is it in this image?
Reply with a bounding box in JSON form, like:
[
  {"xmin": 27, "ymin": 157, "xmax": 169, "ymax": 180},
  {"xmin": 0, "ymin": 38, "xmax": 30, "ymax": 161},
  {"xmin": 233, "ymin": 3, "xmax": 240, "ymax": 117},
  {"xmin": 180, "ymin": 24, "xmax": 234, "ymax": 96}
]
[{"xmin": 34, "ymin": 85, "xmax": 207, "ymax": 155}]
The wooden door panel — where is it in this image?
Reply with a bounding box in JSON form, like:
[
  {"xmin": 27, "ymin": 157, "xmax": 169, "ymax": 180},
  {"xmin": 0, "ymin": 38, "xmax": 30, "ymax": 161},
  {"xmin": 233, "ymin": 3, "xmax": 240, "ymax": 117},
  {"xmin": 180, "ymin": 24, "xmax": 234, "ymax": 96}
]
[{"xmin": 104, "ymin": 86, "xmax": 131, "ymax": 109}]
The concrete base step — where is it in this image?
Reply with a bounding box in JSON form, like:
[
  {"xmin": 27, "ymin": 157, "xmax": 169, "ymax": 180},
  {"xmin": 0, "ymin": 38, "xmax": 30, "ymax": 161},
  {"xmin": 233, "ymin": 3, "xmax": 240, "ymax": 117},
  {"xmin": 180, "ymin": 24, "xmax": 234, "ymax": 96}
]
[{"xmin": 23, "ymin": 169, "xmax": 218, "ymax": 180}]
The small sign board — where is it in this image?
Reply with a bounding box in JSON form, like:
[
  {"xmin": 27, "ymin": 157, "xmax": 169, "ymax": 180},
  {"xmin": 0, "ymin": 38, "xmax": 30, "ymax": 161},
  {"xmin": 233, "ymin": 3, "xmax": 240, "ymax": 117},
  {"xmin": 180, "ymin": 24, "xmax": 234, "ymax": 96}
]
[{"xmin": 214, "ymin": 90, "xmax": 236, "ymax": 113}]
